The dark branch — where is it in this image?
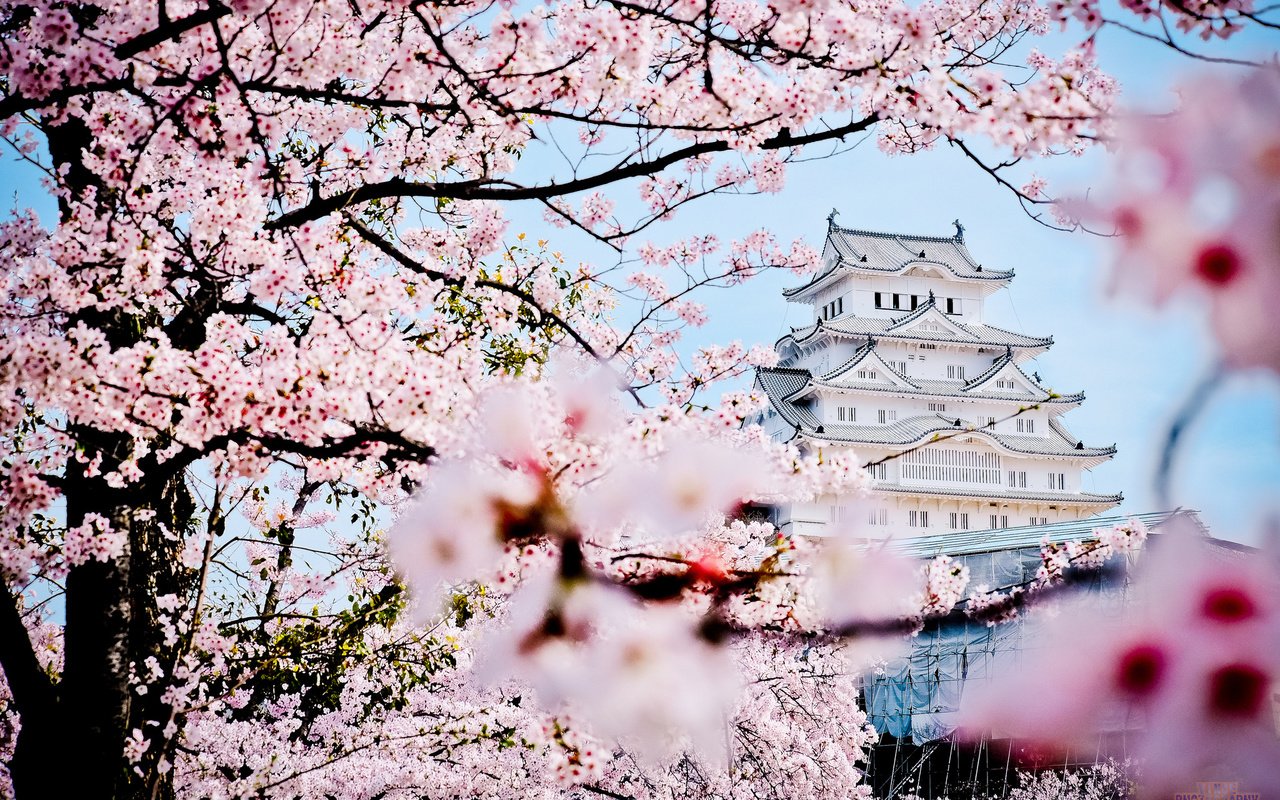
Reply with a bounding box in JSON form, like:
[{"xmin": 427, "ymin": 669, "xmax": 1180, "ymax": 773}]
[
  {"xmin": 113, "ymin": 2, "xmax": 232, "ymax": 60},
  {"xmin": 266, "ymin": 117, "xmax": 877, "ymax": 230},
  {"xmin": 0, "ymin": 580, "xmax": 57, "ymax": 721}
]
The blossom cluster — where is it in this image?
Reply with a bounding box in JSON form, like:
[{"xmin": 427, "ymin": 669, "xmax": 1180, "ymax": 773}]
[
  {"xmin": 961, "ymin": 516, "xmax": 1280, "ymax": 793},
  {"xmin": 1087, "ymin": 70, "xmax": 1280, "ymax": 373}
]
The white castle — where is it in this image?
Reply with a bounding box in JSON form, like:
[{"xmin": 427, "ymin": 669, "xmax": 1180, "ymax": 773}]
[{"xmin": 753, "ymin": 217, "xmax": 1120, "ymax": 538}]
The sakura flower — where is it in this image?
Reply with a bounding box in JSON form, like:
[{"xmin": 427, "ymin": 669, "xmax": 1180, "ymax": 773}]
[
  {"xmin": 576, "ymin": 439, "xmax": 776, "ymax": 540},
  {"xmin": 812, "ymin": 543, "xmax": 920, "ymax": 630},
  {"xmin": 1098, "ymin": 70, "xmax": 1280, "ymax": 373},
  {"xmin": 388, "ymin": 461, "xmax": 550, "ymax": 616},
  {"xmin": 959, "ymin": 516, "xmax": 1280, "ymax": 793},
  {"xmin": 479, "ymin": 383, "xmax": 545, "ymax": 465},
  {"xmin": 548, "ymin": 359, "xmax": 625, "ymax": 440},
  {"xmin": 811, "ymin": 542, "xmax": 920, "ymax": 666},
  {"xmin": 477, "ymin": 575, "xmax": 737, "ymax": 760}
]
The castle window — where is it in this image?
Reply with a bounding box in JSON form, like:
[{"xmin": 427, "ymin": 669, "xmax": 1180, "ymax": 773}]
[
  {"xmin": 928, "ymin": 402, "xmax": 947, "ymax": 412},
  {"xmin": 1007, "ymin": 470, "xmax": 1027, "ymax": 488},
  {"xmin": 866, "ymin": 462, "xmax": 887, "ymax": 480},
  {"xmin": 908, "ymin": 510, "xmax": 929, "ymax": 528},
  {"xmin": 1015, "ymin": 418, "xmax": 1036, "ymax": 433},
  {"xmin": 949, "ymin": 512, "xmax": 970, "ymax": 530},
  {"xmin": 877, "ymin": 409, "xmax": 897, "ymax": 424},
  {"xmin": 837, "ymin": 406, "xmax": 856, "ymax": 422},
  {"xmin": 947, "ymin": 365, "xmax": 966, "ymax": 380},
  {"xmin": 875, "ymin": 292, "xmax": 885, "ymax": 308},
  {"xmin": 868, "ymin": 508, "xmax": 888, "ymax": 526},
  {"xmin": 946, "ymin": 298, "xmax": 962, "ymax": 315},
  {"xmin": 1049, "ymin": 472, "xmax": 1066, "ymax": 490},
  {"xmin": 989, "ymin": 514, "xmax": 1010, "ymax": 529},
  {"xmin": 911, "ymin": 295, "xmax": 920, "ymax": 310},
  {"xmin": 900, "ymin": 448, "xmax": 1000, "ymax": 484},
  {"xmin": 1029, "ymin": 516, "xmax": 1048, "ymax": 526},
  {"xmin": 892, "ymin": 293, "xmax": 904, "ymax": 310}
]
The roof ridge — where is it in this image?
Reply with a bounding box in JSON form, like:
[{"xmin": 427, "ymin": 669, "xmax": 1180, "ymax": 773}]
[
  {"xmin": 886, "ymin": 295, "xmax": 937, "ymax": 327},
  {"xmin": 981, "ymin": 320, "xmax": 1053, "ymax": 342},
  {"xmin": 805, "ymin": 377, "xmax": 1083, "ymax": 403},
  {"xmin": 962, "ymin": 351, "xmax": 1013, "ymax": 390},
  {"xmin": 874, "ymin": 484, "xmax": 1125, "ymax": 503},
  {"xmin": 816, "ymin": 342, "xmax": 875, "ymax": 381},
  {"xmin": 830, "ymin": 223, "xmax": 961, "ymax": 243},
  {"xmin": 792, "ymin": 413, "xmax": 1113, "ymax": 457}
]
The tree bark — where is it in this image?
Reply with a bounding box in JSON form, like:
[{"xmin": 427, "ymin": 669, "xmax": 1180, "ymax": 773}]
[{"xmin": 0, "ymin": 104, "xmax": 195, "ymax": 800}]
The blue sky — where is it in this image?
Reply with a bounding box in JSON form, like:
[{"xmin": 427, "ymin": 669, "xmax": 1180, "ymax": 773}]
[
  {"xmin": 492, "ymin": 18, "xmax": 1280, "ymax": 543},
  {"xmin": 3, "ymin": 13, "xmax": 1277, "ymax": 544}
]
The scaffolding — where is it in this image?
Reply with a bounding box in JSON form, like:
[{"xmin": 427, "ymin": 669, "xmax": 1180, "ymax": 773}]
[{"xmin": 858, "ymin": 511, "xmax": 1196, "ymax": 799}]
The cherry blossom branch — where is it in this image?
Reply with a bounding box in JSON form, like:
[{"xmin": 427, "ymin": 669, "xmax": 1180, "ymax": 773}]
[
  {"xmin": 1100, "ymin": 17, "xmax": 1266, "ymax": 67},
  {"xmin": 113, "ymin": 2, "xmax": 232, "ymax": 60},
  {"xmin": 347, "ymin": 218, "xmax": 646, "ymax": 406},
  {"xmin": 266, "ymin": 118, "xmax": 876, "ymax": 230},
  {"xmin": 947, "ymin": 137, "xmax": 1072, "ymax": 232}
]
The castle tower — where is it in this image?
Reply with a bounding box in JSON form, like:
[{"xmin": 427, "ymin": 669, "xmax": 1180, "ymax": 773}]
[{"xmin": 753, "ymin": 219, "xmax": 1120, "ymax": 538}]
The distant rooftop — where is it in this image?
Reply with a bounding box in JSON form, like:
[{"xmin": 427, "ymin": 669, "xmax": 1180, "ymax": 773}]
[
  {"xmin": 889, "ymin": 510, "xmax": 1205, "ymax": 558},
  {"xmin": 785, "ymin": 224, "xmax": 1014, "ymax": 300}
]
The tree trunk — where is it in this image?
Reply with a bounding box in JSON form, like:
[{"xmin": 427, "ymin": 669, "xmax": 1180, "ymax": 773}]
[{"xmin": 2, "ymin": 109, "xmax": 195, "ymax": 799}]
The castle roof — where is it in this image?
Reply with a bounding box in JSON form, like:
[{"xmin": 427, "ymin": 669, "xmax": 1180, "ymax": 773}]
[
  {"xmin": 784, "ymin": 224, "xmax": 1014, "ymax": 300},
  {"xmin": 873, "ymin": 483, "xmax": 1123, "ymax": 506},
  {"xmin": 756, "ymin": 367, "xmax": 1114, "ymax": 459},
  {"xmin": 778, "ymin": 344, "xmax": 1083, "ymax": 405},
  {"xmin": 780, "ymin": 301, "xmax": 1052, "ymax": 351}
]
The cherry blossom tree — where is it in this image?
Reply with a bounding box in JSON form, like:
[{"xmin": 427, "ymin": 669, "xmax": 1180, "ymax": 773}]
[{"xmin": 0, "ymin": 0, "xmax": 1276, "ymax": 799}]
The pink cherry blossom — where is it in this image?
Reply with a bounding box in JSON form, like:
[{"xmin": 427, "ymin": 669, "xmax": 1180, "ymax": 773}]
[{"xmin": 960, "ymin": 516, "xmax": 1280, "ymax": 792}]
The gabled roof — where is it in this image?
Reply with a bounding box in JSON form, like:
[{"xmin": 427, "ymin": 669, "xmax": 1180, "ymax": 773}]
[
  {"xmin": 963, "ymin": 352, "xmax": 1048, "ymax": 399},
  {"xmin": 762, "ymin": 359, "xmax": 1084, "ymax": 406},
  {"xmin": 797, "ymin": 414, "xmax": 1115, "ymax": 458},
  {"xmin": 883, "ymin": 296, "xmax": 976, "ymax": 339},
  {"xmin": 756, "ymin": 366, "xmax": 1116, "ymax": 459},
  {"xmin": 785, "ymin": 224, "xmax": 1014, "ymax": 300},
  {"xmin": 815, "ymin": 342, "xmax": 914, "ymax": 389},
  {"xmin": 780, "ymin": 313, "xmax": 1052, "ymax": 352}
]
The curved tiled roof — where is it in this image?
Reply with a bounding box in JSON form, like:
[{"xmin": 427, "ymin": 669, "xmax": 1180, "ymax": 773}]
[
  {"xmin": 762, "ymin": 366, "xmax": 1085, "ymax": 404},
  {"xmin": 754, "ymin": 368, "xmax": 1113, "ymax": 458},
  {"xmin": 872, "ymin": 484, "xmax": 1124, "ymax": 505},
  {"xmin": 780, "ymin": 312, "xmax": 1052, "ymax": 351},
  {"xmin": 800, "ymin": 415, "xmax": 1114, "ymax": 458},
  {"xmin": 811, "ymin": 376, "xmax": 1084, "ymax": 405},
  {"xmin": 789, "ymin": 342, "xmax": 1080, "ymax": 404},
  {"xmin": 784, "ymin": 225, "xmax": 1014, "ymax": 298}
]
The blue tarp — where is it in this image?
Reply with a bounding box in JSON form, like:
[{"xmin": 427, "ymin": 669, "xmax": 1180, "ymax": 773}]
[{"xmin": 864, "ymin": 547, "xmax": 1039, "ymax": 743}]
